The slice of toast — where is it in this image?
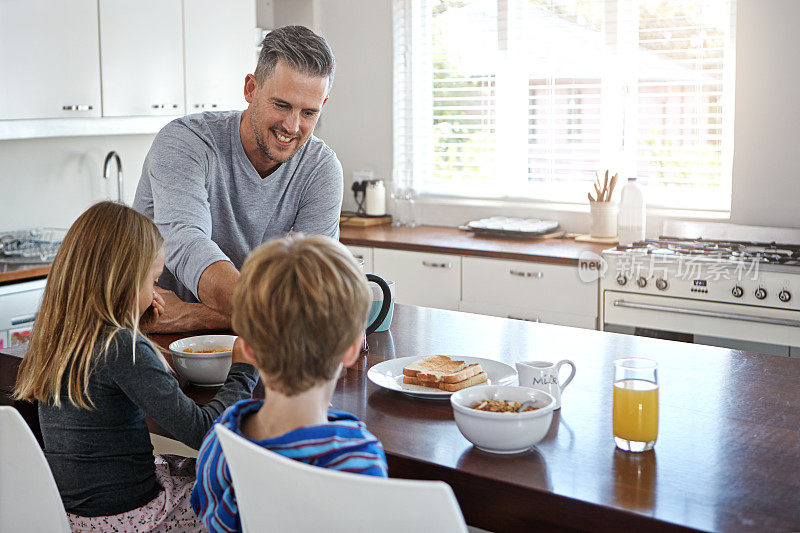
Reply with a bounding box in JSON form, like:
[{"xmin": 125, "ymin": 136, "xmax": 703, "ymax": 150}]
[
  {"xmin": 402, "ymin": 375, "xmax": 433, "ymax": 386},
  {"xmin": 437, "ymin": 371, "xmax": 488, "ymax": 392},
  {"xmin": 420, "ymin": 362, "xmax": 483, "ymax": 384},
  {"xmin": 402, "ymin": 370, "xmax": 488, "ymax": 392},
  {"xmin": 402, "ymin": 355, "xmax": 467, "ymax": 379}
]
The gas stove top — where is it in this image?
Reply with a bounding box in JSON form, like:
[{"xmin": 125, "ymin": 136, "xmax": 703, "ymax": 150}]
[
  {"xmin": 600, "ymin": 229, "xmax": 800, "ymax": 312},
  {"xmin": 610, "ymin": 238, "xmax": 800, "ymax": 266}
]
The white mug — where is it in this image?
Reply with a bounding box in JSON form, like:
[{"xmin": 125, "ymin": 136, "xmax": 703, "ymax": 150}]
[{"xmin": 515, "ymin": 360, "xmax": 576, "ymax": 410}]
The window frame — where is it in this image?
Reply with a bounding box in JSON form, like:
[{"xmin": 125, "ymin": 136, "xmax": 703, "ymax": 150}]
[{"xmin": 393, "ymin": 0, "xmax": 737, "ymax": 213}]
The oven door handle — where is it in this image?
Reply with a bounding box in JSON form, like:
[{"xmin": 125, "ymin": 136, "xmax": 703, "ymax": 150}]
[{"xmin": 612, "ymin": 299, "xmax": 800, "ymax": 328}]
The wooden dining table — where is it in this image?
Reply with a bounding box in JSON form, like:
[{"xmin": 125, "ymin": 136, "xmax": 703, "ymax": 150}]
[
  {"xmin": 3, "ymin": 304, "xmax": 800, "ymax": 531},
  {"xmin": 141, "ymin": 304, "xmax": 800, "ymax": 533}
]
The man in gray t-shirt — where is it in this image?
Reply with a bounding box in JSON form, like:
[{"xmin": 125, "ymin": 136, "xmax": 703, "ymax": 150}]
[{"xmin": 134, "ymin": 26, "xmax": 342, "ymax": 332}]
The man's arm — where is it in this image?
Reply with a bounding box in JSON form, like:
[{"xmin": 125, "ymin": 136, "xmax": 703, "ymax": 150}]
[
  {"xmin": 139, "ymin": 121, "xmax": 232, "ymax": 304},
  {"xmin": 292, "ymin": 153, "xmax": 343, "ymax": 238},
  {"xmin": 197, "ymin": 260, "xmax": 240, "ymax": 317}
]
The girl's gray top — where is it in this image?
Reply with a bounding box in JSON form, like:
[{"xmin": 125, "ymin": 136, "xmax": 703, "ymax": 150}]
[
  {"xmin": 38, "ymin": 329, "xmax": 259, "ymax": 517},
  {"xmin": 133, "ymin": 111, "xmax": 343, "ymax": 302}
]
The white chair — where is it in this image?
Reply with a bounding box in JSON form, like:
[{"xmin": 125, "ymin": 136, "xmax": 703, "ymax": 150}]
[
  {"xmin": 215, "ymin": 424, "xmax": 469, "ymax": 533},
  {"xmin": 0, "ymin": 406, "xmax": 70, "ymax": 533}
]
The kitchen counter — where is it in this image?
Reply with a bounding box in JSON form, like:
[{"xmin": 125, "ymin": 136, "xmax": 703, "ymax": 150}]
[
  {"xmin": 3, "ymin": 305, "xmax": 799, "ymax": 531},
  {"xmin": 341, "ymin": 225, "xmax": 608, "ymax": 265},
  {"xmin": 0, "ymin": 225, "xmax": 608, "ymax": 285},
  {"xmin": 0, "ymin": 263, "xmax": 49, "ymax": 284}
]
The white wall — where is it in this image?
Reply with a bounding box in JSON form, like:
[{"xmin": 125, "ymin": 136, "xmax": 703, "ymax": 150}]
[
  {"xmin": 0, "ymin": 134, "xmax": 154, "ymax": 229},
  {"xmin": 314, "ymin": 0, "xmax": 394, "ymax": 213},
  {"xmin": 273, "ymin": 0, "xmax": 394, "ymax": 214},
  {"xmin": 730, "ymin": 0, "xmax": 800, "ymax": 228}
]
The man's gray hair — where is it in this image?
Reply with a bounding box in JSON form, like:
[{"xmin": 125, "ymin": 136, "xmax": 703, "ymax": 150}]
[{"xmin": 255, "ymin": 25, "xmax": 335, "ymax": 93}]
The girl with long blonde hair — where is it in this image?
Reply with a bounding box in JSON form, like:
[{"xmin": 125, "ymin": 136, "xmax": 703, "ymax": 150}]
[{"xmin": 14, "ymin": 201, "xmax": 258, "ymax": 532}]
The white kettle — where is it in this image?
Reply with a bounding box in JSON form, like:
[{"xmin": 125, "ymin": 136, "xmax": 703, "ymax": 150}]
[{"xmin": 364, "ymin": 180, "xmax": 387, "ymax": 217}]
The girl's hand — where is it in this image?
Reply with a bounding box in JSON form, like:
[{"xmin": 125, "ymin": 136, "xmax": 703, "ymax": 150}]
[
  {"xmin": 141, "ymin": 290, "xmax": 166, "ymax": 329},
  {"xmin": 231, "ymin": 337, "xmax": 249, "ymax": 365},
  {"xmin": 150, "ymin": 290, "xmax": 166, "ymax": 320}
]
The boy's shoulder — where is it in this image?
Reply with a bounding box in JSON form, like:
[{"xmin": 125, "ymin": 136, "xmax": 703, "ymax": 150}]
[
  {"xmin": 272, "ymin": 410, "xmax": 381, "ymax": 450},
  {"xmin": 325, "ymin": 410, "xmax": 370, "ymax": 432},
  {"xmin": 217, "ymin": 398, "xmax": 264, "ymax": 430}
]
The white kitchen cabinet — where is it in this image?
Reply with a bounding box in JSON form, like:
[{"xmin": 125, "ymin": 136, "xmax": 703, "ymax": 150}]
[
  {"xmin": 458, "ymin": 301, "xmax": 597, "ymax": 330},
  {"xmin": 346, "ymin": 245, "xmax": 373, "ymax": 273},
  {"xmin": 373, "ymin": 248, "xmax": 461, "ymax": 311},
  {"xmin": 0, "ymin": 0, "xmax": 101, "ymax": 119},
  {"xmin": 184, "ymin": 0, "xmax": 256, "ymax": 113},
  {"xmin": 461, "ymin": 256, "xmax": 598, "ymax": 329},
  {"xmin": 99, "ymin": 0, "xmax": 185, "ymax": 117}
]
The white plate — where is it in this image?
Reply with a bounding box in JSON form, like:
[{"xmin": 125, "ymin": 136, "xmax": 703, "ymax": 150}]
[{"xmin": 367, "ymin": 356, "xmax": 517, "ymax": 400}]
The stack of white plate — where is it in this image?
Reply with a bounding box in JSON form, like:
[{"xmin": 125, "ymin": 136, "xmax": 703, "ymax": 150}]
[{"xmin": 464, "ymin": 217, "xmax": 559, "ymax": 238}]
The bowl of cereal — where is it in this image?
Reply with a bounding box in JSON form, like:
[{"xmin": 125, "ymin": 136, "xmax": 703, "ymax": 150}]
[
  {"xmin": 168, "ymin": 335, "xmax": 237, "ymax": 386},
  {"xmin": 450, "ymin": 385, "xmax": 556, "ymax": 454}
]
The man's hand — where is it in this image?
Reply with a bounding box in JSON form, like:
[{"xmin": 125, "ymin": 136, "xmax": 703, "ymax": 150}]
[{"xmin": 140, "ymin": 287, "xmax": 231, "ymax": 333}]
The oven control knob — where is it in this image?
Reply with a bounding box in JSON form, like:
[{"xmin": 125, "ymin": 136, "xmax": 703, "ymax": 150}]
[
  {"xmin": 755, "ymin": 287, "xmax": 767, "ymax": 300},
  {"xmin": 779, "ymin": 290, "xmax": 791, "ymax": 302},
  {"xmin": 731, "ymin": 286, "xmax": 744, "ymax": 298},
  {"xmin": 616, "ymin": 275, "xmax": 627, "ymax": 286},
  {"xmin": 655, "ymin": 278, "xmax": 668, "ymax": 291},
  {"xmin": 637, "ymin": 277, "xmax": 648, "ymax": 288}
]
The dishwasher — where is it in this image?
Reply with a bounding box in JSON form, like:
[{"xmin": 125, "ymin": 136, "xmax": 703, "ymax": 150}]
[
  {"xmin": 0, "ymin": 228, "xmax": 64, "ymax": 347},
  {"xmin": 0, "ymin": 278, "xmax": 46, "ymax": 348}
]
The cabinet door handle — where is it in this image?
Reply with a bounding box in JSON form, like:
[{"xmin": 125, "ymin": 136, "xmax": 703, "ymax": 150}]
[
  {"xmin": 151, "ymin": 103, "xmax": 178, "ymax": 109},
  {"xmin": 11, "ymin": 314, "xmax": 36, "ymax": 326},
  {"xmin": 422, "ymin": 260, "xmax": 451, "ymax": 269},
  {"xmin": 509, "ymin": 269, "xmax": 543, "ymax": 278},
  {"xmin": 62, "ymin": 104, "xmax": 93, "ymax": 111},
  {"xmin": 507, "ymin": 315, "xmax": 541, "ymax": 323},
  {"xmin": 193, "ymin": 103, "xmax": 218, "ymax": 109},
  {"xmin": 353, "ymin": 254, "xmax": 365, "ymax": 261}
]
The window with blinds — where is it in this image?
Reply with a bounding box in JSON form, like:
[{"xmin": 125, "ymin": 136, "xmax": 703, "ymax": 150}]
[{"xmin": 393, "ymin": 0, "xmax": 737, "ymax": 210}]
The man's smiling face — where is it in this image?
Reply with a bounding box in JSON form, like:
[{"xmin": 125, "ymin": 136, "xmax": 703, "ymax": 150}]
[{"xmin": 245, "ymin": 59, "xmax": 329, "ymax": 169}]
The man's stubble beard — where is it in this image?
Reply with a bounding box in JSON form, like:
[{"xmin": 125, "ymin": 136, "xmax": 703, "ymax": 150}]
[
  {"xmin": 249, "ymin": 106, "xmax": 306, "ymax": 166},
  {"xmin": 250, "ymin": 111, "xmax": 281, "ymax": 165}
]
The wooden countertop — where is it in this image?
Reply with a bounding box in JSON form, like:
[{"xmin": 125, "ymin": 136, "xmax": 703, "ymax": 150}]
[
  {"xmin": 4, "ymin": 305, "xmax": 799, "ymax": 531},
  {"xmin": 0, "ymin": 225, "xmax": 608, "ymax": 285},
  {"xmin": 0, "ymin": 263, "xmax": 50, "ymax": 284},
  {"xmin": 340, "ymin": 225, "xmax": 609, "ymax": 265}
]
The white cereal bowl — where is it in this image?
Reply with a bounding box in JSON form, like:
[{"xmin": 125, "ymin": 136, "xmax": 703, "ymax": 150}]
[
  {"xmin": 450, "ymin": 385, "xmax": 556, "ymax": 454},
  {"xmin": 168, "ymin": 335, "xmax": 237, "ymax": 386}
]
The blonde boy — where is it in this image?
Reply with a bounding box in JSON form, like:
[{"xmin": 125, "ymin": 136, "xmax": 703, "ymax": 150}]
[{"xmin": 191, "ymin": 235, "xmax": 388, "ymax": 533}]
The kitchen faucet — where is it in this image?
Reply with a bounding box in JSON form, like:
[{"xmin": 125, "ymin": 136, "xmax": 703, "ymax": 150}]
[{"xmin": 103, "ymin": 151, "xmax": 123, "ymax": 203}]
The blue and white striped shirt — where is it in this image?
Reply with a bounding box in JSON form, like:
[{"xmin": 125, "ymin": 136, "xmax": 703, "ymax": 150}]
[{"xmin": 190, "ymin": 399, "xmax": 388, "ymax": 533}]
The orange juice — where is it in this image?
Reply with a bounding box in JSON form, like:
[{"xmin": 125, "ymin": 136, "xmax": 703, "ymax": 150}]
[{"xmin": 613, "ymin": 379, "xmax": 658, "ymax": 443}]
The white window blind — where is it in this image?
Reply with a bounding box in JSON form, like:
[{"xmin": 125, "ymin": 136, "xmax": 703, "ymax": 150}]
[{"xmin": 393, "ymin": 0, "xmax": 737, "ymax": 210}]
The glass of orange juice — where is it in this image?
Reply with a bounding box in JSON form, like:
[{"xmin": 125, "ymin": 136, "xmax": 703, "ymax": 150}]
[{"xmin": 613, "ymin": 358, "xmax": 658, "ymax": 452}]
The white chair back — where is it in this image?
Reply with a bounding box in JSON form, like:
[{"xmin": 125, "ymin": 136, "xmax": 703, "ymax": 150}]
[
  {"xmin": 215, "ymin": 424, "xmax": 468, "ymax": 533},
  {"xmin": 0, "ymin": 406, "xmax": 70, "ymax": 533}
]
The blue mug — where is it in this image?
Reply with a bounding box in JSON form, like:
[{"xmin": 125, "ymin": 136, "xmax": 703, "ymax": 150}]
[
  {"xmin": 365, "ymin": 274, "xmax": 392, "ymax": 335},
  {"xmin": 367, "ymin": 279, "xmax": 395, "ymax": 333}
]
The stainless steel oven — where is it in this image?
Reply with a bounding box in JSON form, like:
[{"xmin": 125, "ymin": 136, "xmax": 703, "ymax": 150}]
[{"xmin": 600, "ymin": 222, "xmax": 800, "ymax": 357}]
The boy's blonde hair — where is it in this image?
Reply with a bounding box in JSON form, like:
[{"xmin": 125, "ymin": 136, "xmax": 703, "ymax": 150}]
[
  {"xmin": 13, "ymin": 201, "xmax": 164, "ymax": 408},
  {"xmin": 232, "ymin": 235, "xmax": 371, "ymax": 396}
]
